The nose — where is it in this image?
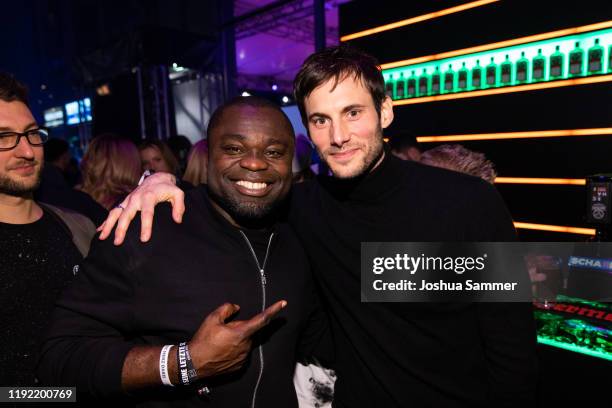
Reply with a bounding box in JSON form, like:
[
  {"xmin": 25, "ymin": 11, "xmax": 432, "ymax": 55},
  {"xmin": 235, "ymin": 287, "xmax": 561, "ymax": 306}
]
[
  {"xmin": 13, "ymin": 135, "xmax": 35, "ymax": 159},
  {"xmin": 330, "ymin": 120, "xmax": 351, "ymax": 148},
  {"xmin": 240, "ymin": 151, "xmax": 268, "ymax": 172}
]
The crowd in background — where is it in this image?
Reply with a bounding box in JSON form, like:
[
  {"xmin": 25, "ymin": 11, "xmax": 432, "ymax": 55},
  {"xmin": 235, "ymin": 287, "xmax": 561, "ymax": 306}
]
[{"xmin": 35, "ymin": 128, "xmax": 495, "ymax": 229}]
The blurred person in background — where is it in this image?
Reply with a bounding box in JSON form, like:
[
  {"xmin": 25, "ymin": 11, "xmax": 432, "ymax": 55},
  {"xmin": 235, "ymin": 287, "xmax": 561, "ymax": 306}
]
[
  {"xmin": 420, "ymin": 144, "xmax": 497, "ymax": 184},
  {"xmin": 35, "ymin": 137, "xmax": 107, "ymax": 225},
  {"xmin": 388, "ymin": 132, "xmax": 422, "ymax": 161},
  {"xmin": 139, "ymin": 140, "xmax": 179, "ymax": 176},
  {"xmin": 182, "ymin": 139, "xmax": 208, "ymax": 187},
  {"xmin": 167, "ymin": 134, "xmax": 192, "ymax": 175},
  {"xmin": 78, "ymin": 134, "xmax": 141, "ymax": 210},
  {"xmin": 292, "ymin": 134, "xmax": 315, "ymax": 183},
  {"xmin": 43, "ymin": 138, "xmax": 71, "ymax": 174}
]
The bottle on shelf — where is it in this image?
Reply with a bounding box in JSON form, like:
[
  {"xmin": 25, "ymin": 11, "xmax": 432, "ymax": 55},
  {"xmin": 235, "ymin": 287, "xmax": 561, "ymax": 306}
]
[
  {"xmin": 396, "ymin": 72, "xmax": 406, "ymax": 99},
  {"xmin": 569, "ymin": 41, "xmax": 584, "ymax": 77},
  {"xmin": 516, "ymin": 51, "xmax": 529, "ymax": 83},
  {"xmin": 431, "ymin": 66, "xmax": 441, "ymax": 95},
  {"xmin": 406, "ymin": 70, "xmax": 417, "ymax": 98},
  {"xmin": 443, "ymin": 64, "xmax": 455, "ymax": 93},
  {"xmin": 500, "ymin": 54, "xmax": 512, "ymax": 85},
  {"xmin": 532, "ymin": 49, "xmax": 545, "ymax": 81},
  {"xmin": 471, "ymin": 59, "xmax": 483, "ymax": 89},
  {"xmin": 458, "ymin": 62, "xmax": 468, "ymax": 91},
  {"xmin": 385, "ymin": 74, "xmax": 394, "ymax": 98},
  {"xmin": 485, "ymin": 57, "xmax": 497, "ymax": 87},
  {"xmin": 549, "ymin": 45, "xmax": 564, "ymax": 79},
  {"xmin": 587, "ymin": 39, "xmax": 603, "ymax": 74},
  {"xmin": 418, "ymin": 69, "xmax": 430, "ymax": 96}
]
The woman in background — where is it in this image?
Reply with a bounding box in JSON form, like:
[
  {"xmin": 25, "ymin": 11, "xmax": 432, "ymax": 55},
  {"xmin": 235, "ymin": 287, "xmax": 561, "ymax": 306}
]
[
  {"xmin": 139, "ymin": 140, "xmax": 179, "ymax": 176},
  {"xmin": 182, "ymin": 139, "xmax": 208, "ymax": 187},
  {"xmin": 78, "ymin": 134, "xmax": 142, "ymax": 210}
]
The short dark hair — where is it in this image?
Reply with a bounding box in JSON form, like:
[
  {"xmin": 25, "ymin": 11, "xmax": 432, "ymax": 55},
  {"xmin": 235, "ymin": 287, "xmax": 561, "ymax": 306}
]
[
  {"xmin": 293, "ymin": 44, "xmax": 386, "ymax": 125},
  {"xmin": 206, "ymin": 96, "xmax": 294, "ymax": 142},
  {"xmin": 44, "ymin": 138, "xmax": 70, "ymax": 163},
  {"xmin": 421, "ymin": 144, "xmax": 497, "ymax": 184},
  {"xmin": 389, "ymin": 132, "xmax": 421, "ymax": 152},
  {"xmin": 0, "ymin": 72, "xmax": 28, "ymax": 105}
]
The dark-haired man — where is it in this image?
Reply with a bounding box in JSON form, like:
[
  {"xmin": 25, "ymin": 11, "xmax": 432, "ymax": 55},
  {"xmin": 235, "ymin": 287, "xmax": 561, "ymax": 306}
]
[
  {"xmin": 0, "ymin": 72, "xmax": 96, "ymax": 387},
  {"xmin": 38, "ymin": 96, "xmax": 329, "ymax": 407},
  {"xmin": 103, "ymin": 45, "xmax": 537, "ymax": 407}
]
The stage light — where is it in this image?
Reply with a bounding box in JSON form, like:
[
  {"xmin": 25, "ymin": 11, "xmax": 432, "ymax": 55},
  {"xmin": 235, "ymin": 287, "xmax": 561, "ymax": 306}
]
[
  {"xmin": 272, "ymin": 84, "xmax": 278, "ymax": 91},
  {"xmin": 96, "ymin": 84, "xmax": 111, "ymax": 96},
  {"xmin": 241, "ymin": 91, "xmax": 251, "ymax": 97},
  {"xmin": 282, "ymin": 96, "xmax": 290, "ymax": 104}
]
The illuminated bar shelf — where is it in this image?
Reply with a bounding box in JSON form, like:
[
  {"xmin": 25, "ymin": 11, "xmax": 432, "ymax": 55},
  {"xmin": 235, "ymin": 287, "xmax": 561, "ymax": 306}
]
[
  {"xmin": 534, "ymin": 296, "xmax": 612, "ymax": 361},
  {"xmin": 383, "ymin": 27, "xmax": 612, "ymax": 101}
]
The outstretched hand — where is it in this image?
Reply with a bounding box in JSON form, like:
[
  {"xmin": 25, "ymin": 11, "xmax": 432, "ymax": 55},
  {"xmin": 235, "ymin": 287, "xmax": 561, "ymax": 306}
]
[{"xmin": 97, "ymin": 172, "xmax": 185, "ymax": 245}]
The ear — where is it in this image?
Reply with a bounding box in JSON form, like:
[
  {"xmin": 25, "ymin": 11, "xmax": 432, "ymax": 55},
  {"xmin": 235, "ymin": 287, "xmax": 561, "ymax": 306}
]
[{"xmin": 380, "ymin": 96, "xmax": 394, "ymax": 129}]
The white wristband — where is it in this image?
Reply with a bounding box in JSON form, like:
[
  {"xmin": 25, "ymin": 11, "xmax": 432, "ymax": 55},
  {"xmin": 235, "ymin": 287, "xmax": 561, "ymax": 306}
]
[
  {"xmin": 160, "ymin": 345, "xmax": 174, "ymax": 387},
  {"xmin": 138, "ymin": 170, "xmax": 152, "ymax": 186}
]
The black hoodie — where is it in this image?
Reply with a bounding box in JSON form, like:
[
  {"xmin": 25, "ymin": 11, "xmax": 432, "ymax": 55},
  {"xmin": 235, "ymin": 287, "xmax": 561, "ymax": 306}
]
[{"xmin": 37, "ymin": 186, "xmax": 329, "ymax": 407}]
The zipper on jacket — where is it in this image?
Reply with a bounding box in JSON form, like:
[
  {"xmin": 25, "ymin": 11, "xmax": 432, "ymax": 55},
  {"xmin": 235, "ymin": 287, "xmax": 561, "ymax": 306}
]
[{"xmin": 238, "ymin": 230, "xmax": 274, "ymax": 408}]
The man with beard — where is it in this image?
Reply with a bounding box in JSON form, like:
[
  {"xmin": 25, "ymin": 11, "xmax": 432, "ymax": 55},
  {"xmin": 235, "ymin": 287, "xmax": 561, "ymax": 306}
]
[
  {"xmin": 101, "ymin": 45, "xmax": 537, "ymax": 407},
  {"xmin": 0, "ymin": 72, "xmax": 96, "ymax": 387},
  {"xmin": 37, "ymin": 96, "xmax": 329, "ymax": 407}
]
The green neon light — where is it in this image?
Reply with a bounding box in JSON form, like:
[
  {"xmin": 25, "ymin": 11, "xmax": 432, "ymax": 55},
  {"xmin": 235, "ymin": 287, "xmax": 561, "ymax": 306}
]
[
  {"xmin": 383, "ymin": 28, "xmax": 612, "ymax": 99},
  {"xmin": 555, "ymin": 295, "xmax": 612, "ymax": 311},
  {"xmin": 534, "ymin": 309, "xmax": 612, "ymax": 361},
  {"xmin": 537, "ymin": 337, "xmax": 612, "ymax": 361}
]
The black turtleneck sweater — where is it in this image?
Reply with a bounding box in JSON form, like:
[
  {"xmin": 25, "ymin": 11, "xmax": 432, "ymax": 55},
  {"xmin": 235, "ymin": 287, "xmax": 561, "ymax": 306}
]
[{"xmin": 289, "ymin": 153, "xmax": 537, "ymax": 407}]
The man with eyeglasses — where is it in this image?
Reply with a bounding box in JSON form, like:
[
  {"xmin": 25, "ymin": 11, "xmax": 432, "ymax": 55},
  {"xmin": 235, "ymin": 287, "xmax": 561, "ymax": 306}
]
[{"xmin": 0, "ymin": 72, "xmax": 96, "ymax": 387}]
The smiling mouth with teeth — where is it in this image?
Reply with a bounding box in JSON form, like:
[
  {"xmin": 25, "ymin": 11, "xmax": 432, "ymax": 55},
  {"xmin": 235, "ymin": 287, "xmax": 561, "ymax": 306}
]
[{"xmin": 235, "ymin": 180, "xmax": 268, "ymax": 190}]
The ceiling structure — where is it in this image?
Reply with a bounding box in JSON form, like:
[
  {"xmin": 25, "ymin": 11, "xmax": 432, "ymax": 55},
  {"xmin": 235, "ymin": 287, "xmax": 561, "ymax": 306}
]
[{"xmin": 233, "ymin": 0, "xmax": 349, "ymax": 94}]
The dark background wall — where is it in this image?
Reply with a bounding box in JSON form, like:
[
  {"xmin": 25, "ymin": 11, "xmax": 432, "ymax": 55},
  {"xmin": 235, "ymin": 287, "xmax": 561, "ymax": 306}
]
[{"xmin": 340, "ymin": 0, "xmax": 612, "ymax": 242}]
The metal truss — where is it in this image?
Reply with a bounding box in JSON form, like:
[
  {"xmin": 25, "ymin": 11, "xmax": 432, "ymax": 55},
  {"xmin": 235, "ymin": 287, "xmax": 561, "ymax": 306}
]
[{"xmin": 234, "ymin": 0, "xmax": 339, "ymax": 44}]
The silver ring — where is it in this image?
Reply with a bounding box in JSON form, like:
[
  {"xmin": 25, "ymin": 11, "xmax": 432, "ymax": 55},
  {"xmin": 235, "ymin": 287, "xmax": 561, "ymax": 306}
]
[{"xmin": 115, "ymin": 204, "xmax": 125, "ymax": 210}]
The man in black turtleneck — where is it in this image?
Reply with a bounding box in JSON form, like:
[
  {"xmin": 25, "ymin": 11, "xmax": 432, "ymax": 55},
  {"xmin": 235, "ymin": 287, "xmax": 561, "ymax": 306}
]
[
  {"xmin": 102, "ymin": 46, "xmax": 537, "ymax": 407},
  {"xmin": 37, "ymin": 97, "xmax": 329, "ymax": 407}
]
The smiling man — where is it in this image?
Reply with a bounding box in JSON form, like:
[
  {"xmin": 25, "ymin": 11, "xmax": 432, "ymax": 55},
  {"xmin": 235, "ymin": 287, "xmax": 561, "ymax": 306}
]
[
  {"xmin": 38, "ymin": 96, "xmax": 329, "ymax": 407},
  {"xmin": 0, "ymin": 72, "xmax": 95, "ymax": 387},
  {"xmin": 102, "ymin": 45, "xmax": 537, "ymax": 407}
]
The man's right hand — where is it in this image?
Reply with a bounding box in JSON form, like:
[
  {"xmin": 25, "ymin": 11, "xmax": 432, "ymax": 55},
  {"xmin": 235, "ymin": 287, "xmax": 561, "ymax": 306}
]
[
  {"xmin": 189, "ymin": 301, "xmax": 287, "ymax": 378},
  {"xmin": 97, "ymin": 172, "xmax": 185, "ymax": 245}
]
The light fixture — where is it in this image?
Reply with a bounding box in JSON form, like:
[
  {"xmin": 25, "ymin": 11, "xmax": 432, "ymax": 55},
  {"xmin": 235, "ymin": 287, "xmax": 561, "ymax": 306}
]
[
  {"xmin": 96, "ymin": 84, "xmax": 111, "ymax": 96},
  {"xmin": 513, "ymin": 222, "xmax": 595, "ymax": 236},
  {"xmin": 340, "ymin": 0, "xmax": 499, "ymax": 42},
  {"xmin": 416, "ymin": 128, "xmax": 612, "ymax": 143},
  {"xmin": 495, "ymin": 177, "xmax": 587, "ymax": 186},
  {"xmin": 393, "ymin": 74, "xmax": 612, "ymax": 105},
  {"xmin": 241, "ymin": 91, "xmax": 251, "ymax": 97},
  {"xmin": 272, "ymin": 84, "xmax": 278, "ymax": 91},
  {"xmin": 282, "ymin": 96, "xmax": 290, "ymax": 104}
]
